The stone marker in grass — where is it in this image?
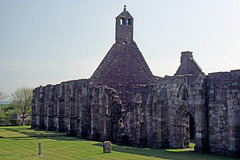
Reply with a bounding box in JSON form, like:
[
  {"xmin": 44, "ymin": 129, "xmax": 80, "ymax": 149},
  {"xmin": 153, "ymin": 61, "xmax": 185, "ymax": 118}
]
[
  {"xmin": 39, "ymin": 142, "xmax": 42, "ymax": 156},
  {"xmin": 103, "ymin": 141, "xmax": 112, "ymax": 153}
]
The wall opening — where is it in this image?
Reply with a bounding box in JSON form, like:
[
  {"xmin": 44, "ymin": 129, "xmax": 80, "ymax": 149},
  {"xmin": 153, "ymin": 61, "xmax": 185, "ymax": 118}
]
[
  {"xmin": 134, "ymin": 93, "xmax": 142, "ymax": 144},
  {"xmin": 77, "ymin": 86, "xmax": 83, "ymax": 137},
  {"xmin": 120, "ymin": 18, "xmax": 126, "ymax": 25},
  {"xmin": 189, "ymin": 114, "xmax": 195, "ymax": 141},
  {"xmin": 174, "ymin": 106, "xmax": 195, "ymax": 149},
  {"xmin": 182, "ymin": 113, "xmax": 195, "ymax": 148},
  {"xmin": 102, "ymin": 93, "xmax": 109, "ymax": 115},
  {"xmin": 127, "ymin": 18, "xmax": 132, "ymax": 25},
  {"xmin": 99, "ymin": 93, "xmax": 109, "ymax": 141},
  {"xmin": 121, "ymin": 135, "xmax": 130, "ymax": 145}
]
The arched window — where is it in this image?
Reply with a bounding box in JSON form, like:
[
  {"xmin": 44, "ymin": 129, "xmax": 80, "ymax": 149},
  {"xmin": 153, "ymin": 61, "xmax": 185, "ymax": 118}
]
[
  {"xmin": 78, "ymin": 86, "xmax": 82, "ymax": 98},
  {"xmin": 59, "ymin": 85, "xmax": 64, "ymax": 98},
  {"xmin": 40, "ymin": 87, "xmax": 44, "ymax": 99},
  {"xmin": 49, "ymin": 88, "xmax": 53, "ymax": 99},
  {"xmin": 101, "ymin": 93, "xmax": 109, "ymax": 115},
  {"xmin": 182, "ymin": 88, "xmax": 188, "ymax": 100},
  {"xmin": 105, "ymin": 103, "xmax": 109, "ymax": 115},
  {"xmin": 178, "ymin": 85, "xmax": 188, "ymax": 100},
  {"xmin": 67, "ymin": 86, "xmax": 72, "ymax": 98}
]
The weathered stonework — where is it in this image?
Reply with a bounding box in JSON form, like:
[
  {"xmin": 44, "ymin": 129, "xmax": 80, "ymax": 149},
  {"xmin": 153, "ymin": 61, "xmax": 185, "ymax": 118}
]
[
  {"xmin": 32, "ymin": 7, "xmax": 240, "ymax": 158},
  {"xmin": 207, "ymin": 70, "xmax": 240, "ymax": 157}
]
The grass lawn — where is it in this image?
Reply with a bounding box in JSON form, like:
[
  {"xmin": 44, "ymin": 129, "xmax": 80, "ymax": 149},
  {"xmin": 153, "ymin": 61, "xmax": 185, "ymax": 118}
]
[
  {"xmin": 0, "ymin": 126, "xmax": 236, "ymax": 160},
  {"xmin": 0, "ymin": 126, "xmax": 66, "ymax": 138}
]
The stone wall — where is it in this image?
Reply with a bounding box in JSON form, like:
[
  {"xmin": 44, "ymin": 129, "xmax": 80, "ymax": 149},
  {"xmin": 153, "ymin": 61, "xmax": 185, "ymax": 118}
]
[
  {"xmin": 32, "ymin": 79, "xmax": 123, "ymax": 142},
  {"xmin": 126, "ymin": 74, "xmax": 208, "ymax": 152},
  {"xmin": 207, "ymin": 70, "xmax": 240, "ymax": 157},
  {"xmin": 31, "ymin": 71, "xmax": 240, "ymax": 157}
]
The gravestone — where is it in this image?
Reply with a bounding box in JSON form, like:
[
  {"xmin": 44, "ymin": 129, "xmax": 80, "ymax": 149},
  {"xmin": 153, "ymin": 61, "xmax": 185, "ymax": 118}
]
[{"xmin": 103, "ymin": 141, "xmax": 112, "ymax": 153}]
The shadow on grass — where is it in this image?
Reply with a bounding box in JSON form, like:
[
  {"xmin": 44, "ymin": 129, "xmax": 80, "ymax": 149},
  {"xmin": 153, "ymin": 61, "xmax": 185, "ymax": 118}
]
[
  {"xmin": 92, "ymin": 142, "xmax": 236, "ymax": 160},
  {"xmin": 10, "ymin": 136, "xmax": 198, "ymax": 160},
  {"xmin": 11, "ymin": 135, "xmax": 83, "ymax": 142},
  {"xmin": 91, "ymin": 142, "xmax": 196, "ymax": 160},
  {"xmin": 2, "ymin": 126, "xmax": 67, "ymax": 138}
]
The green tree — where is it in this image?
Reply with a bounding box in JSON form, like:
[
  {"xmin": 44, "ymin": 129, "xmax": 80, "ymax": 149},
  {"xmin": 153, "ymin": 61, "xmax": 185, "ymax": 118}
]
[
  {"xmin": 11, "ymin": 87, "xmax": 33, "ymax": 125},
  {"xmin": 0, "ymin": 104, "xmax": 14, "ymax": 120},
  {"xmin": 0, "ymin": 110, "xmax": 6, "ymax": 120}
]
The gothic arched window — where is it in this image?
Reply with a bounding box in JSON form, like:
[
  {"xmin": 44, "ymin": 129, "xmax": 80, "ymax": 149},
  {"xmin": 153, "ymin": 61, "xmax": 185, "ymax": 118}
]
[{"xmin": 178, "ymin": 85, "xmax": 188, "ymax": 100}]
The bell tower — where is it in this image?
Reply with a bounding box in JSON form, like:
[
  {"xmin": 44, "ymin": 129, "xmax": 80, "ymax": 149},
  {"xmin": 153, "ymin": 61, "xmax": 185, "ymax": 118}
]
[
  {"xmin": 90, "ymin": 6, "xmax": 156, "ymax": 105},
  {"xmin": 115, "ymin": 5, "xmax": 133, "ymax": 44}
]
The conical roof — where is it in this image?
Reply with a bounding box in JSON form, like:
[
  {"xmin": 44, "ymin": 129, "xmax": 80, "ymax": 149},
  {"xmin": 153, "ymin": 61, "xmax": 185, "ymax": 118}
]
[{"xmin": 90, "ymin": 42, "xmax": 156, "ymax": 88}]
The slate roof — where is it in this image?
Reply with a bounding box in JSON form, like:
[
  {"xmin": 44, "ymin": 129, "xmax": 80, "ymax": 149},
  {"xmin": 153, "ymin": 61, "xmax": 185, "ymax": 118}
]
[{"xmin": 90, "ymin": 41, "xmax": 155, "ymax": 88}]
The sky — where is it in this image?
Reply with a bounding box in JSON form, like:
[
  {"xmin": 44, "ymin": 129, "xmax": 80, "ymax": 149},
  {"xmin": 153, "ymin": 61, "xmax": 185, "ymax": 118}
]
[{"xmin": 0, "ymin": 0, "xmax": 240, "ymax": 96}]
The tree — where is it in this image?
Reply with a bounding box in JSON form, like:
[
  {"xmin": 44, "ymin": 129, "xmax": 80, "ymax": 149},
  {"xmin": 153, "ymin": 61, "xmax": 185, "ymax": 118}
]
[
  {"xmin": 0, "ymin": 104, "xmax": 14, "ymax": 120},
  {"xmin": 0, "ymin": 92, "xmax": 8, "ymax": 101},
  {"xmin": 11, "ymin": 87, "xmax": 33, "ymax": 125}
]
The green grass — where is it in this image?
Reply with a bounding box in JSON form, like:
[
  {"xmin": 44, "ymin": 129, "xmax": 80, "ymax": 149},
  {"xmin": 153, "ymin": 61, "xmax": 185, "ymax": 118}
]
[
  {"xmin": 189, "ymin": 139, "xmax": 195, "ymax": 149},
  {"xmin": 0, "ymin": 126, "xmax": 236, "ymax": 160},
  {"xmin": 0, "ymin": 126, "xmax": 66, "ymax": 138}
]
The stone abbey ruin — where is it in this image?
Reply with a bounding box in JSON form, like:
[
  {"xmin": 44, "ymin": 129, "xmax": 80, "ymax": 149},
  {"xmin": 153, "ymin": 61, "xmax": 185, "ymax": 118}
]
[{"xmin": 31, "ymin": 6, "xmax": 240, "ymax": 157}]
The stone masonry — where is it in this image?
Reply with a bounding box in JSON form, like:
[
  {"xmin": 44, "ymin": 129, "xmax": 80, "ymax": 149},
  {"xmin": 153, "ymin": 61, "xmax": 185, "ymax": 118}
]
[{"xmin": 32, "ymin": 6, "xmax": 240, "ymax": 157}]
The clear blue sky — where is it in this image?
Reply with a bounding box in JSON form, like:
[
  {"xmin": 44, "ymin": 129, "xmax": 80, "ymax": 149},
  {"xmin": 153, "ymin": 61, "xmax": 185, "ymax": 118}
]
[{"xmin": 0, "ymin": 0, "xmax": 240, "ymax": 95}]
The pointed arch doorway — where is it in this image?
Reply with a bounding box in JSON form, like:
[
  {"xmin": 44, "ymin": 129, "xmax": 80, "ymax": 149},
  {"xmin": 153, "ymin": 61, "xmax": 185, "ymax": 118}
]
[{"xmin": 173, "ymin": 106, "xmax": 195, "ymax": 149}]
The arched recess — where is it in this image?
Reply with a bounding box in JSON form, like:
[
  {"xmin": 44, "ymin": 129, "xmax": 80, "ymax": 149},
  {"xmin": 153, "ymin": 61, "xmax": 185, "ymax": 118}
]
[
  {"xmin": 53, "ymin": 86, "xmax": 58, "ymax": 130},
  {"xmin": 39, "ymin": 87, "xmax": 45, "ymax": 129},
  {"xmin": 77, "ymin": 86, "xmax": 83, "ymax": 137},
  {"xmin": 58, "ymin": 84, "xmax": 65, "ymax": 132},
  {"xmin": 156, "ymin": 87, "xmax": 168, "ymax": 148},
  {"xmin": 90, "ymin": 89, "xmax": 99, "ymax": 140},
  {"xmin": 99, "ymin": 92, "xmax": 109, "ymax": 141},
  {"xmin": 58, "ymin": 84, "xmax": 65, "ymax": 116},
  {"xmin": 178, "ymin": 85, "xmax": 189, "ymax": 101},
  {"xmin": 47, "ymin": 86, "xmax": 55, "ymax": 131},
  {"xmin": 67, "ymin": 85, "xmax": 76, "ymax": 118},
  {"xmin": 172, "ymin": 105, "xmax": 195, "ymax": 149},
  {"xmin": 146, "ymin": 90, "xmax": 158, "ymax": 146},
  {"xmin": 133, "ymin": 93, "xmax": 142, "ymax": 145},
  {"xmin": 67, "ymin": 84, "xmax": 77, "ymax": 136},
  {"xmin": 67, "ymin": 85, "xmax": 73, "ymax": 115},
  {"xmin": 148, "ymin": 90, "xmax": 158, "ymax": 133}
]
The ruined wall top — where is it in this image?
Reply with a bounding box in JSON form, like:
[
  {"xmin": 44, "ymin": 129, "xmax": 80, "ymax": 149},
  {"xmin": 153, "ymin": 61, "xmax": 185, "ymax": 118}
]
[{"xmin": 175, "ymin": 51, "xmax": 204, "ymax": 76}]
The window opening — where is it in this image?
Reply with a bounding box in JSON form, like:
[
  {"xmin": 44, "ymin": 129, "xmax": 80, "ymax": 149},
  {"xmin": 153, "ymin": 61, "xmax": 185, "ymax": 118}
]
[
  {"xmin": 120, "ymin": 18, "xmax": 126, "ymax": 25},
  {"xmin": 105, "ymin": 104, "xmax": 109, "ymax": 115},
  {"xmin": 182, "ymin": 88, "xmax": 188, "ymax": 100},
  {"xmin": 127, "ymin": 19, "xmax": 132, "ymax": 25}
]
